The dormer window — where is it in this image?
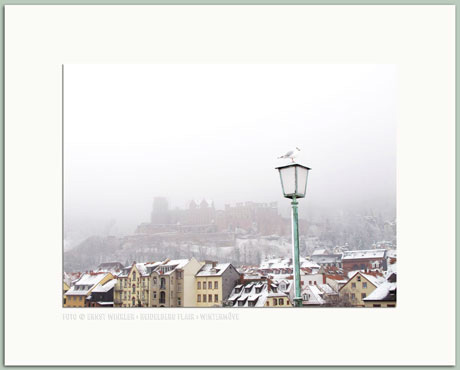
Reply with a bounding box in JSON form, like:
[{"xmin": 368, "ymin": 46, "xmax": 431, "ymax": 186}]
[{"xmin": 255, "ymin": 288, "xmax": 261, "ymax": 294}]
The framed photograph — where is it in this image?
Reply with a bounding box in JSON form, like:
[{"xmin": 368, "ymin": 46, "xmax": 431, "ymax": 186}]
[{"xmin": 4, "ymin": 4, "xmax": 455, "ymax": 366}]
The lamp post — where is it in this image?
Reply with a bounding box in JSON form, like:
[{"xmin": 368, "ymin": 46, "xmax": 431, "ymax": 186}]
[{"xmin": 275, "ymin": 163, "xmax": 311, "ymax": 307}]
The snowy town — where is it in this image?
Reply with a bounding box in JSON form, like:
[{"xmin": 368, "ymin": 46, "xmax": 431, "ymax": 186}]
[{"xmin": 63, "ymin": 248, "xmax": 396, "ymax": 308}]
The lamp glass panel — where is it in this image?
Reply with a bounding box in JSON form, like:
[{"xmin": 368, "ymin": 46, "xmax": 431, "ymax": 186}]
[
  {"xmin": 296, "ymin": 166, "xmax": 309, "ymax": 197},
  {"xmin": 279, "ymin": 166, "xmax": 296, "ymax": 195}
]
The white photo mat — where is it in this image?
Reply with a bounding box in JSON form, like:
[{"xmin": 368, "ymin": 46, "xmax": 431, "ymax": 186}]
[{"xmin": 5, "ymin": 5, "xmax": 455, "ymax": 366}]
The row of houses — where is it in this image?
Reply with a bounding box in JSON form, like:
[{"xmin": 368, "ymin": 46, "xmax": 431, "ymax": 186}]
[
  {"xmin": 64, "ymin": 250, "xmax": 396, "ymax": 308},
  {"xmin": 64, "ymin": 258, "xmax": 240, "ymax": 308},
  {"xmin": 239, "ymin": 249, "xmax": 397, "ymax": 307},
  {"xmin": 310, "ymin": 248, "xmax": 394, "ymax": 272}
]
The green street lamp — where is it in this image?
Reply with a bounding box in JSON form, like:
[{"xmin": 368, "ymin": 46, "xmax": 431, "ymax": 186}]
[{"xmin": 275, "ymin": 163, "xmax": 311, "ymax": 307}]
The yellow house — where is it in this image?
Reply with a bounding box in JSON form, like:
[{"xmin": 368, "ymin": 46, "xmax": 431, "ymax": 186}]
[
  {"xmin": 114, "ymin": 263, "xmax": 151, "ymax": 307},
  {"xmin": 339, "ymin": 272, "xmax": 383, "ymax": 307},
  {"xmin": 264, "ymin": 293, "xmax": 291, "ymax": 307},
  {"xmin": 64, "ymin": 272, "xmax": 114, "ymax": 307},
  {"xmin": 63, "ymin": 281, "xmax": 70, "ymax": 305},
  {"xmin": 113, "ymin": 258, "xmax": 204, "ymax": 307},
  {"xmin": 150, "ymin": 258, "xmax": 203, "ymax": 307},
  {"xmin": 195, "ymin": 262, "xmax": 240, "ymax": 307}
]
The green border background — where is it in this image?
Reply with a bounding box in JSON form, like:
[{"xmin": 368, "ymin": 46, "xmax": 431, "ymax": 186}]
[{"xmin": 1, "ymin": 0, "xmax": 457, "ymax": 369}]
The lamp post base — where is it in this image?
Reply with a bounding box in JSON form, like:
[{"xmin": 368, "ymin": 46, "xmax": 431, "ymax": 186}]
[{"xmin": 294, "ymin": 297, "xmax": 303, "ymax": 307}]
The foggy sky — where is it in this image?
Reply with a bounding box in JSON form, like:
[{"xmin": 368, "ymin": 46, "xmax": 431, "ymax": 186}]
[{"xmin": 64, "ymin": 64, "xmax": 396, "ymax": 235}]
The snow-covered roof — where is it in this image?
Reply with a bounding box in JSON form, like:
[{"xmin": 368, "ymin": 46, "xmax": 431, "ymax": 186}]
[
  {"xmin": 312, "ymin": 249, "xmax": 327, "ymax": 256},
  {"xmin": 386, "ymin": 249, "xmax": 397, "ymax": 258},
  {"xmin": 196, "ymin": 263, "xmax": 232, "ymax": 277},
  {"xmin": 228, "ymin": 281, "xmax": 290, "ymax": 307},
  {"xmin": 342, "ymin": 249, "xmax": 386, "ymax": 260},
  {"xmin": 363, "ymin": 282, "xmax": 397, "ymax": 301},
  {"xmin": 361, "ymin": 273, "xmax": 385, "ymax": 287},
  {"xmin": 317, "ymin": 283, "xmax": 336, "ymax": 295},
  {"xmin": 92, "ymin": 279, "xmax": 117, "ymax": 293},
  {"xmin": 386, "ymin": 262, "xmax": 397, "ymax": 275},
  {"xmin": 302, "ymin": 285, "xmax": 325, "ymax": 305},
  {"xmin": 118, "ymin": 259, "xmax": 191, "ymax": 278},
  {"xmin": 300, "ymin": 259, "xmax": 320, "ymax": 269},
  {"xmin": 75, "ymin": 273, "xmax": 108, "ymax": 286},
  {"xmin": 135, "ymin": 263, "xmax": 149, "ymax": 277},
  {"xmin": 65, "ymin": 273, "xmax": 111, "ymax": 296}
]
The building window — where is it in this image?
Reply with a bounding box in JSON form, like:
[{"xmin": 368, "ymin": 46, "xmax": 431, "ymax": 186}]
[
  {"xmin": 362, "ymin": 282, "xmax": 367, "ymax": 288},
  {"xmin": 203, "ymin": 281, "xmax": 207, "ymax": 290},
  {"xmin": 357, "ymin": 276, "xmax": 361, "ymax": 282},
  {"xmin": 361, "ymin": 293, "xmax": 366, "ymax": 299},
  {"xmin": 197, "ymin": 294, "xmax": 201, "ymax": 302},
  {"xmin": 273, "ymin": 299, "xmax": 278, "ymax": 306},
  {"xmin": 373, "ymin": 304, "xmax": 381, "ymax": 307},
  {"xmin": 153, "ymin": 278, "xmax": 157, "ymax": 285},
  {"xmin": 351, "ymin": 282, "xmax": 356, "ymax": 288},
  {"xmin": 79, "ymin": 296, "xmax": 82, "ymax": 301},
  {"xmin": 159, "ymin": 291, "xmax": 166, "ymax": 304},
  {"xmin": 132, "ymin": 297, "xmax": 136, "ymax": 306},
  {"xmin": 177, "ymin": 297, "xmax": 181, "ymax": 306},
  {"xmin": 133, "ymin": 271, "xmax": 136, "ymax": 280},
  {"xmin": 266, "ymin": 301, "xmax": 270, "ymax": 306},
  {"xmin": 153, "ymin": 292, "xmax": 157, "ymax": 299},
  {"xmin": 197, "ymin": 282, "xmax": 201, "ymax": 290},
  {"xmin": 214, "ymin": 281, "xmax": 218, "ymax": 289},
  {"xmin": 214, "ymin": 294, "xmax": 218, "ymax": 302},
  {"xmin": 132, "ymin": 284, "xmax": 136, "ymax": 293},
  {"xmin": 203, "ymin": 295, "xmax": 207, "ymax": 303},
  {"xmin": 279, "ymin": 298, "xmax": 284, "ymax": 305},
  {"xmin": 387, "ymin": 304, "xmax": 396, "ymax": 307},
  {"xmin": 208, "ymin": 294, "xmax": 212, "ymax": 302},
  {"xmin": 351, "ymin": 293, "xmax": 356, "ymax": 300},
  {"xmin": 208, "ymin": 282, "xmax": 212, "ymax": 290},
  {"xmin": 160, "ymin": 278, "xmax": 166, "ymax": 290}
]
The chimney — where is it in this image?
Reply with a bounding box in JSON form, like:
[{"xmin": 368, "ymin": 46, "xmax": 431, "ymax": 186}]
[
  {"xmin": 212, "ymin": 261, "xmax": 217, "ymax": 268},
  {"xmin": 267, "ymin": 278, "xmax": 272, "ymax": 292}
]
